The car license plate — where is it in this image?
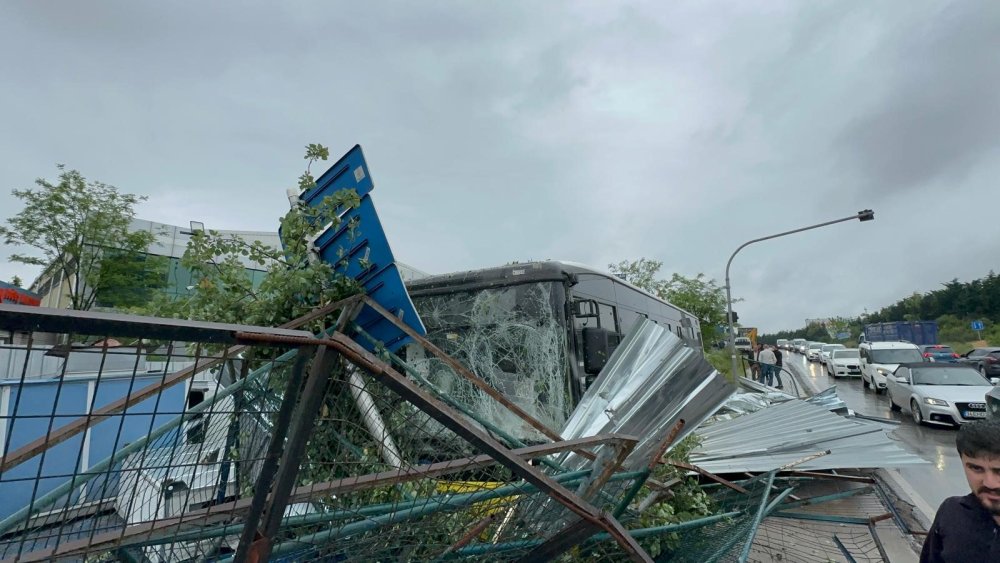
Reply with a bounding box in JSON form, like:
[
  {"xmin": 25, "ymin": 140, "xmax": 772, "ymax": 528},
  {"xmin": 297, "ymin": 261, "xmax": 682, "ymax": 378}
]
[{"xmin": 963, "ymin": 411, "xmax": 987, "ymax": 418}]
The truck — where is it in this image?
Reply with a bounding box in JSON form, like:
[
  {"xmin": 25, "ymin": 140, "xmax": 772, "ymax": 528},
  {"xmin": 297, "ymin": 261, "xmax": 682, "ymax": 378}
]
[
  {"xmin": 859, "ymin": 321, "xmax": 938, "ymax": 346},
  {"xmin": 734, "ymin": 327, "xmax": 757, "ymax": 357}
]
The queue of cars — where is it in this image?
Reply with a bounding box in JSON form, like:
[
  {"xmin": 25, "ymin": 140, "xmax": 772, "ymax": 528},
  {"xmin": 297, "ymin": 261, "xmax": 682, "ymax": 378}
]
[{"xmin": 776, "ymin": 337, "xmax": 999, "ymax": 426}]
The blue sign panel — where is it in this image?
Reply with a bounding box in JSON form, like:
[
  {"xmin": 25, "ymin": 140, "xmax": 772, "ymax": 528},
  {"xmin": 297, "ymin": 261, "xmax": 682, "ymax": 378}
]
[
  {"xmin": 836, "ymin": 331, "xmax": 850, "ymax": 340},
  {"xmin": 300, "ymin": 144, "xmax": 374, "ymax": 206},
  {"xmin": 288, "ymin": 145, "xmax": 425, "ymax": 353},
  {"xmin": 972, "ymin": 320, "xmax": 985, "ymax": 331}
]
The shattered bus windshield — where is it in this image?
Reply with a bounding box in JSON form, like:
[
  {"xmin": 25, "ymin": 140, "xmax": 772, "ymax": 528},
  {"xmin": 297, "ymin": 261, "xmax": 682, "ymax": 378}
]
[{"xmin": 409, "ymin": 281, "xmax": 571, "ymax": 441}]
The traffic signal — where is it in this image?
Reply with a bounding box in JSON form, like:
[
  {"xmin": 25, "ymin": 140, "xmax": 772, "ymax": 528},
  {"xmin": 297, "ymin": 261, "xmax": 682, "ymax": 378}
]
[{"xmin": 728, "ymin": 311, "xmax": 739, "ymax": 323}]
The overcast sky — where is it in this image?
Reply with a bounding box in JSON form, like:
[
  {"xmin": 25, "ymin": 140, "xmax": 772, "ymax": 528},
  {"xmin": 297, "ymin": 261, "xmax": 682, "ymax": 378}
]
[{"xmin": 2, "ymin": 1, "xmax": 999, "ymax": 333}]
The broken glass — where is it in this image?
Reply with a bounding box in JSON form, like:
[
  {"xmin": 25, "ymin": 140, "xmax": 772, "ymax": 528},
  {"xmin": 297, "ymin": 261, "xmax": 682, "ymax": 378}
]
[{"xmin": 408, "ymin": 281, "xmax": 571, "ymax": 443}]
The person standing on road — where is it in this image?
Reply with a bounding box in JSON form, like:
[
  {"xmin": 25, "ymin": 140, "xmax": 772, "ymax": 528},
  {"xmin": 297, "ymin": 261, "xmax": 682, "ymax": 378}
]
[
  {"xmin": 772, "ymin": 346, "xmax": 784, "ymax": 389},
  {"xmin": 757, "ymin": 346, "xmax": 777, "ymax": 387},
  {"xmin": 920, "ymin": 419, "xmax": 1000, "ymax": 562}
]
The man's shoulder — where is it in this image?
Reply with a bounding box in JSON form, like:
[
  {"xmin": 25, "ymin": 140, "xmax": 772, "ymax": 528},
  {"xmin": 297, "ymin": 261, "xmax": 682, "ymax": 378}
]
[{"xmin": 934, "ymin": 494, "xmax": 983, "ymax": 524}]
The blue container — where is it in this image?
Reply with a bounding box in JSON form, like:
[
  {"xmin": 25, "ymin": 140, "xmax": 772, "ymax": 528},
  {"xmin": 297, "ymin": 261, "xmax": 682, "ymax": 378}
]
[{"xmin": 863, "ymin": 321, "xmax": 938, "ymax": 346}]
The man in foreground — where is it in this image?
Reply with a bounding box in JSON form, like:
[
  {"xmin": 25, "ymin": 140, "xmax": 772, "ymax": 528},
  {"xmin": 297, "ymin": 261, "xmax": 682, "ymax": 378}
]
[{"xmin": 920, "ymin": 419, "xmax": 1000, "ymax": 562}]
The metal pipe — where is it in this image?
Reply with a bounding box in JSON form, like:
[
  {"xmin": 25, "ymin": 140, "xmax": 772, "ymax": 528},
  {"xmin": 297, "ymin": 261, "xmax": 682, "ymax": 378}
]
[
  {"xmin": 347, "ymin": 366, "xmax": 404, "ymax": 468},
  {"xmin": 453, "ymin": 510, "xmax": 745, "ymax": 557},
  {"xmin": 726, "ymin": 210, "xmax": 874, "ymax": 378},
  {"xmin": 227, "ymin": 469, "xmax": 614, "ymax": 561},
  {"xmin": 737, "ymin": 471, "xmax": 776, "ymax": 562}
]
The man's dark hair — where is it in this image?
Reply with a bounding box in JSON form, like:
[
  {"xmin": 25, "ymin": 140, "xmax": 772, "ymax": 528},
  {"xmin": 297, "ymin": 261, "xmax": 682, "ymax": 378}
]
[{"xmin": 956, "ymin": 419, "xmax": 1000, "ymax": 459}]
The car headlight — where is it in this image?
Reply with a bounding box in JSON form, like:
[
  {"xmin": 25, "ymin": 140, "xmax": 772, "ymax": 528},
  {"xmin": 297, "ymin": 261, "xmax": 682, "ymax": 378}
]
[
  {"xmin": 875, "ymin": 368, "xmax": 890, "ymax": 376},
  {"xmin": 923, "ymin": 397, "xmax": 949, "ymax": 406}
]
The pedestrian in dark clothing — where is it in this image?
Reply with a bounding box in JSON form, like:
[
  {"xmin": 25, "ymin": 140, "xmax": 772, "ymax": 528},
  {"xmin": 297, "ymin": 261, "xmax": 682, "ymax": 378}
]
[
  {"xmin": 772, "ymin": 347, "xmax": 784, "ymax": 389},
  {"xmin": 920, "ymin": 419, "xmax": 1000, "ymax": 562}
]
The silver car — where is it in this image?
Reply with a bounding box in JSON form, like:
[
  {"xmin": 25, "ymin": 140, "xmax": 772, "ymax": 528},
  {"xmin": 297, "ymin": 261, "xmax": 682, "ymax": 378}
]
[
  {"xmin": 887, "ymin": 363, "xmax": 994, "ymax": 426},
  {"xmin": 826, "ymin": 348, "xmax": 861, "ymax": 378},
  {"xmin": 819, "ymin": 343, "xmax": 846, "ymax": 365},
  {"xmin": 806, "ymin": 342, "xmax": 826, "ymax": 362}
]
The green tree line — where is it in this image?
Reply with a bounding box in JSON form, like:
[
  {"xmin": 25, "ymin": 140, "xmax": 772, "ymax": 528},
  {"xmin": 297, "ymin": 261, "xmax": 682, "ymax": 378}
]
[{"xmin": 761, "ymin": 272, "xmax": 1000, "ymax": 347}]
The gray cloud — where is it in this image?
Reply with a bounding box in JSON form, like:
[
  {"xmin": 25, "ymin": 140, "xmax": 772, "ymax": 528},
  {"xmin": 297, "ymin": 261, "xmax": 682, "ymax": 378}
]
[
  {"xmin": 2, "ymin": 1, "xmax": 999, "ymax": 334},
  {"xmin": 835, "ymin": 2, "xmax": 1000, "ymax": 194}
]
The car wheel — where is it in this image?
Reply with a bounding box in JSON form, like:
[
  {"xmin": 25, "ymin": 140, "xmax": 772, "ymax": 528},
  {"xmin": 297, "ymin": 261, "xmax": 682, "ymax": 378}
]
[
  {"xmin": 889, "ymin": 392, "xmax": 901, "ymax": 411},
  {"xmin": 863, "ymin": 376, "xmax": 869, "ymax": 390},
  {"xmin": 911, "ymin": 399, "xmax": 924, "ymax": 425},
  {"xmin": 980, "ymin": 366, "xmax": 987, "ymax": 377}
]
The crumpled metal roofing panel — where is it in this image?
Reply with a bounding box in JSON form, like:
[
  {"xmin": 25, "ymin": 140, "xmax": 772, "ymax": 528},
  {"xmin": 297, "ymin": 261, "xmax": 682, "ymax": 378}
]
[
  {"xmin": 691, "ymin": 399, "xmax": 926, "ymax": 473},
  {"xmin": 560, "ymin": 318, "xmax": 734, "ymax": 470}
]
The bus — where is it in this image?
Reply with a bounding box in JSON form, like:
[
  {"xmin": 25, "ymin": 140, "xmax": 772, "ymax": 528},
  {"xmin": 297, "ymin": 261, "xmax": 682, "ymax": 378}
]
[{"xmin": 404, "ymin": 260, "xmax": 702, "ymax": 441}]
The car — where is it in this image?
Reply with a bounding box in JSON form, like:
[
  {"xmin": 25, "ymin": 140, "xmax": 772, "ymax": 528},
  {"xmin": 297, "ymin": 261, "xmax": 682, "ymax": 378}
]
[
  {"xmin": 825, "ymin": 348, "xmax": 861, "ymax": 378},
  {"xmin": 819, "ymin": 343, "xmax": 846, "ymax": 364},
  {"xmin": 886, "ymin": 363, "xmax": 994, "ymax": 426},
  {"xmin": 806, "ymin": 342, "xmax": 826, "ymax": 362},
  {"xmin": 791, "ymin": 338, "xmax": 807, "ymax": 353},
  {"xmin": 919, "ymin": 344, "xmax": 959, "ymax": 363},
  {"xmin": 988, "ymin": 384, "xmax": 1000, "ymax": 420},
  {"xmin": 859, "ymin": 341, "xmax": 923, "ymax": 393},
  {"xmin": 956, "ymin": 347, "xmax": 1000, "ymax": 379},
  {"xmin": 776, "ymin": 338, "xmax": 789, "ymax": 350}
]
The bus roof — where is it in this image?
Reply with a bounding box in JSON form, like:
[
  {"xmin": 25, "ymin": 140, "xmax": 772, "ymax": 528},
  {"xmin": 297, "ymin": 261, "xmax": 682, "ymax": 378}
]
[{"xmin": 405, "ymin": 260, "xmax": 698, "ymax": 318}]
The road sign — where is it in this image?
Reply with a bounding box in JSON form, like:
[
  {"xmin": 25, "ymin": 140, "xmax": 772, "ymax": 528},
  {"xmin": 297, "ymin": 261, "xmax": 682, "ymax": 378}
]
[
  {"xmin": 836, "ymin": 331, "xmax": 850, "ymax": 340},
  {"xmin": 972, "ymin": 320, "xmax": 985, "ymax": 331}
]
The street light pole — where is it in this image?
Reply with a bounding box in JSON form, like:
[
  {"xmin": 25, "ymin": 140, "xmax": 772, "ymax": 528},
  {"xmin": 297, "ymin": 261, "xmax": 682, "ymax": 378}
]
[{"xmin": 726, "ymin": 209, "xmax": 874, "ymax": 379}]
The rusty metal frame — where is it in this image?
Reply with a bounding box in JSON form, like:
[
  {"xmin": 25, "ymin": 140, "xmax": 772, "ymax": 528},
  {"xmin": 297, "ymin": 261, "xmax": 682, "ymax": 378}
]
[
  {"xmin": 323, "ymin": 330, "xmax": 651, "ymax": 562},
  {"xmin": 17, "ymin": 434, "xmax": 637, "ymax": 561},
  {"xmin": 0, "ymin": 298, "xmax": 358, "ymax": 474},
  {"xmin": 669, "ymin": 461, "xmax": 750, "ymax": 495},
  {"xmin": 242, "ymin": 300, "xmax": 363, "ymax": 563}
]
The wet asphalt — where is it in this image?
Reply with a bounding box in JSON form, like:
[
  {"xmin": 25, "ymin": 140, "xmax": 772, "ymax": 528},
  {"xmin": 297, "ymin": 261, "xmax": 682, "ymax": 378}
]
[{"xmin": 782, "ymin": 351, "xmax": 968, "ymax": 517}]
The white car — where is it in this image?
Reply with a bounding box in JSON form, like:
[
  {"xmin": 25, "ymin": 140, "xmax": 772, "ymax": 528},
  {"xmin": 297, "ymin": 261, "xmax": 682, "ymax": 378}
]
[
  {"xmin": 819, "ymin": 343, "xmax": 846, "ymax": 364},
  {"xmin": 825, "ymin": 348, "xmax": 861, "ymax": 378},
  {"xmin": 806, "ymin": 342, "xmax": 826, "ymax": 362},
  {"xmin": 791, "ymin": 339, "xmax": 807, "ymax": 353},
  {"xmin": 887, "ymin": 363, "xmax": 994, "ymax": 425},
  {"xmin": 859, "ymin": 341, "xmax": 923, "ymax": 393}
]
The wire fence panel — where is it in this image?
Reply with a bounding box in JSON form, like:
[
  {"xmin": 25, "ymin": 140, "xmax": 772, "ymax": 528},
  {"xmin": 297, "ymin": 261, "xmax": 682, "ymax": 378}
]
[
  {"xmin": 0, "ymin": 306, "xmax": 309, "ymax": 562},
  {"xmin": 0, "ymin": 304, "xmax": 659, "ymax": 562}
]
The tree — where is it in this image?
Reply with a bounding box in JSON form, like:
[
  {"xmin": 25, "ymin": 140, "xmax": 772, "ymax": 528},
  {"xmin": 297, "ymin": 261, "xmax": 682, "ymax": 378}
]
[
  {"xmin": 609, "ymin": 258, "xmax": 729, "ymax": 344},
  {"xmin": 1, "ymin": 166, "xmax": 165, "ymax": 310},
  {"xmin": 10, "ymin": 275, "xmax": 22, "ymax": 288}
]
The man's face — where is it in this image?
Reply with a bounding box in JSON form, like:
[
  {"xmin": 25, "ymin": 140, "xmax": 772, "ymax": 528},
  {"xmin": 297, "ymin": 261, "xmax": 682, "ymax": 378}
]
[{"xmin": 960, "ymin": 452, "xmax": 1000, "ymax": 516}]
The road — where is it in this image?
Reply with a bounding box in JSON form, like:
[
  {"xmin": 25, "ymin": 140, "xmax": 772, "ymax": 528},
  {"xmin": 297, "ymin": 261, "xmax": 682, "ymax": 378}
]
[{"xmin": 782, "ymin": 351, "xmax": 967, "ymax": 521}]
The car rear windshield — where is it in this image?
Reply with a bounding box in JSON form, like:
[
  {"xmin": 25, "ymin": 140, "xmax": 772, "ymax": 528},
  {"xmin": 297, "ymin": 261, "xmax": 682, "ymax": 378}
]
[
  {"xmin": 911, "ymin": 367, "xmax": 990, "ymax": 386},
  {"xmin": 833, "ymin": 350, "xmax": 859, "ymax": 358},
  {"xmin": 870, "ymin": 349, "xmax": 923, "ymax": 364},
  {"xmin": 923, "ymin": 346, "xmax": 954, "ymax": 353}
]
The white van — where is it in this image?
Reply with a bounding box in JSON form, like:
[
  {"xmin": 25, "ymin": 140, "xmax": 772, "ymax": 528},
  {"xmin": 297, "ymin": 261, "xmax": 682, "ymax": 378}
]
[{"xmin": 859, "ymin": 341, "xmax": 923, "ymax": 393}]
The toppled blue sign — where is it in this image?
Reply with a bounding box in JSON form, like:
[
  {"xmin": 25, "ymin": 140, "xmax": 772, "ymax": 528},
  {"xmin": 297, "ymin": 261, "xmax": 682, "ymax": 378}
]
[{"xmin": 287, "ymin": 144, "xmax": 425, "ymax": 352}]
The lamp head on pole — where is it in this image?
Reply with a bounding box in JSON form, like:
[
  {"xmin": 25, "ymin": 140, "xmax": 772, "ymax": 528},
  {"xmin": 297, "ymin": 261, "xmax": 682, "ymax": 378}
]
[{"xmin": 857, "ymin": 209, "xmax": 875, "ymax": 222}]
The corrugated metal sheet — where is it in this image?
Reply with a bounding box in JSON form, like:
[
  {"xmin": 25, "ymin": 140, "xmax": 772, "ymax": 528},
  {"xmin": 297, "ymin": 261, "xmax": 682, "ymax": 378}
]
[
  {"xmin": 560, "ymin": 318, "xmax": 733, "ymax": 470},
  {"xmin": 691, "ymin": 399, "xmax": 927, "ymax": 473}
]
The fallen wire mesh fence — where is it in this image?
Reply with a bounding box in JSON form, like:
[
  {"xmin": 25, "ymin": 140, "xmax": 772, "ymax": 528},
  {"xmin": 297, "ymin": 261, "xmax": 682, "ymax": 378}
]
[
  {"xmin": 1, "ymin": 301, "xmax": 901, "ymax": 562},
  {"xmin": 0, "ymin": 303, "xmax": 662, "ymax": 562},
  {"xmin": 0, "ymin": 307, "xmax": 310, "ymax": 562}
]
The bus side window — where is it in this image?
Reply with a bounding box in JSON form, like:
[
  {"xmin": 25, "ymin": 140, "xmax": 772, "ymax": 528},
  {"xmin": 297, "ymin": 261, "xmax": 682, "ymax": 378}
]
[{"xmin": 599, "ymin": 302, "xmax": 618, "ymax": 334}]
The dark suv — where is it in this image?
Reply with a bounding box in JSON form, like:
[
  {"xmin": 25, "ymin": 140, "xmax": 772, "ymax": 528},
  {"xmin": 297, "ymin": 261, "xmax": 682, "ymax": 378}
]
[{"xmin": 957, "ymin": 347, "xmax": 1000, "ymax": 379}]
